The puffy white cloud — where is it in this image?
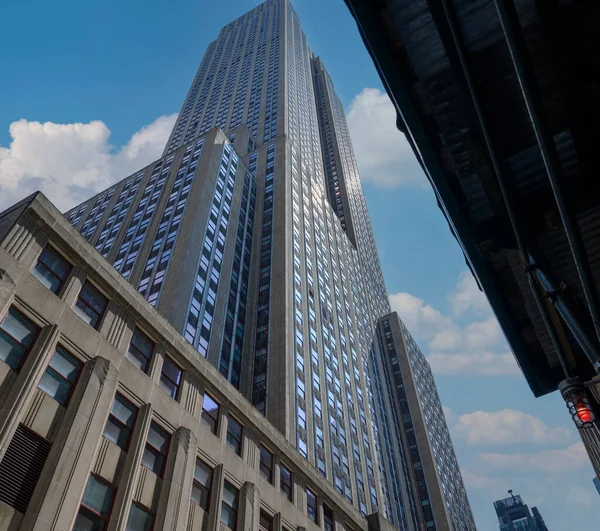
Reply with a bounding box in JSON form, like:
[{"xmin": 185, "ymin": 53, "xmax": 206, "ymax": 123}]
[
  {"xmin": 389, "ymin": 273, "xmax": 517, "ymax": 376},
  {"xmin": 451, "ymin": 409, "xmax": 573, "ymax": 446},
  {"xmin": 449, "ymin": 271, "xmax": 491, "ymax": 317},
  {"xmin": 427, "ymin": 351, "xmax": 519, "ymax": 376},
  {"xmin": 481, "ymin": 442, "xmax": 588, "ymax": 474},
  {"xmin": 0, "ymin": 114, "xmax": 177, "ymax": 212},
  {"xmin": 388, "ymin": 291, "xmax": 452, "ymax": 341},
  {"xmin": 346, "ymin": 88, "xmax": 426, "ymax": 188}
]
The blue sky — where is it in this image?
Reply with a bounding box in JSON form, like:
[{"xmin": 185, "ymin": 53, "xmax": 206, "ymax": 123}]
[{"xmin": 1, "ymin": 0, "xmax": 598, "ymax": 528}]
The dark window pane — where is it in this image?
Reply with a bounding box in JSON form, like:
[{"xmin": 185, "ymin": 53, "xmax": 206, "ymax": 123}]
[
  {"xmin": 0, "ymin": 308, "xmax": 39, "ymax": 370},
  {"xmin": 73, "ymin": 506, "xmax": 105, "ymax": 531},
  {"xmin": 260, "ymin": 446, "xmax": 273, "ymax": 483},
  {"xmin": 220, "ymin": 504, "xmax": 237, "ymax": 529},
  {"xmin": 147, "ymin": 423, "xmax": 169, "ymax": 453},
  {"xmin": 201, "ymin": 393, "xmax": 219, "ymax": 434},
  {"xmin": 191, "ymin": 482, "xmax": 210, "ymax": 509},
  {"xmin": 81, "ymin": 475, "xmax": 113, "ymax": 517},
  {"xmin": 192, "ymin": 459, "xmax": 212, "ymax": 510},
  {"xmin": 226, "ymin": 417, "xmax": 242, "ymax": 455},
  {"xmin": 220, "ymin": 482, "xmax": 238, "ymax": 530},
  {"xmin": 260, "ymin": 511, "xmax": 273, "ymax": 531},
  {"xmin": 32, "ymin": 246, "xmax": 72, "ymax": 294},
  {"xmin": 159, "ymin": 356, "xmax": 181, "ymax": 399},
  {"xmin": 38, "ymin": 346, "xmax": 81, "ymax": 405},
  {"xmin": 126, "ymin": 503, "xmax": 154, "ymax": 531},
  {"xmin": 103, "ymin": 395, "xmax": 137, "ymax": 449},
  {"xmin": 127, "ymin": 328, "xmax": 154, "ymax": 372},
  {"xmin": 324, "ymin": 505, "xmax": 334, "ymax": 531},
  {"xmin": 307, "ymin": 488, "xmax": 318, "ymax": 523},
  {"xmin": 74, "ymin": 282, "xmax": 108, "ymax": 329},
  {"xmin": 141, "ymin": 446, "xmax": 164, "ymax": 475},
  {"xmin": 142, "ymin": 423, "xmax": 169, "ymax": 476},
  {"xmin": 280, "ymin": 464, "xmax": 292, "ymax": 501}
]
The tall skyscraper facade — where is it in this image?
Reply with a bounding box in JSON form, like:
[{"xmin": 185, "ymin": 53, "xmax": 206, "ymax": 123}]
[
  {"xmin": 377, "ymin": 313, "xmax": 475, "ymax": 530},
  {"xmin": 63, "ymin": 1, "xmax": 474, "ymax": 529}
]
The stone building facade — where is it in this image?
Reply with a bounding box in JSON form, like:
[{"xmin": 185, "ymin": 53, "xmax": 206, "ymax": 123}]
[{"xmin": 0, "ymin": 193, "xmax": 392, "ymax": 531}]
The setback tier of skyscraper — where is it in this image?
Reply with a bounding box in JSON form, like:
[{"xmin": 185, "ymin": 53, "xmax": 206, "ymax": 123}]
[{"xmin": 54, "ymin": 0, "xmax": 474, "ymax": 529}]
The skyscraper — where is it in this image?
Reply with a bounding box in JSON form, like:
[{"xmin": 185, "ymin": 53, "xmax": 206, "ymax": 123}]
[
  {"xmin": 493, "ymin": 492, "xmax": 549, "ymax": 531},
  {"xmin": 62, "ymin": 1, "xmax": 474, "ymax": 529},
  {"xmin": 377, "ymin": 313, "xmax": 475, "ymax": 530}
]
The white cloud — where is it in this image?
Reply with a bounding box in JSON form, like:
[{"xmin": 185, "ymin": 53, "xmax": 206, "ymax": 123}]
[
  {"xmin": 452, "ymin": 409, "xmax": 573, "ymax": 446},
  {"xmin": 460, "ymin": 469, "xmax": 507, "ymax": 492},
  {"xmin": 388, "ymin": 292, "xmax": 452, "ymax": 341},
  {"xmin": 0, "ymin": 114, "xmax": 177, "ymax": 212},
  {"xmin": 426, "ymin": 351, "xmax": 519, "ymax": 376},
  {"xmin": 389, "ymin": 274, "xmax": 517, "ymax": 376},
  {"xmin": 346, "ymin": 88, "xmax": 425, "ymax": 188},
  {"xmin": 450, "ymin": 271, "xmax": 491, "ymax": 317},
  {"xmin": 481, "ymin": 442, "xmax": 589, "ymax": 474}
]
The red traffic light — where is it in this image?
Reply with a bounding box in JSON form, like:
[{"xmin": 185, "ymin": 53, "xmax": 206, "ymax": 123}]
[{"xmin": 574, "ymin": 400, "xmax": 594, "ymax": 424}]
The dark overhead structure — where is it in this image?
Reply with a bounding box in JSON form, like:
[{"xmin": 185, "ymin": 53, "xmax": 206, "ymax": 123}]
[{"xmin": 344, "ymin": 0, "xmax": 600, "ymax": 469}]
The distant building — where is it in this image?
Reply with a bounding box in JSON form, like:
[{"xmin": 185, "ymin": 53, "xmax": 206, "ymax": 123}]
[{"xmin": 494, "ymin": 492, "xmax": 548, "ymax": 531}]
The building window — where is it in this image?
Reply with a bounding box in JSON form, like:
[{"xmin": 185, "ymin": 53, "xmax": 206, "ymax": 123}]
[
  {"xmin": 259, "ymin": 446, "xmax": 273, "ymax": 484},
  {"xmin": 103, "ymin": 394, "xmax": 137, "ymax": 450},
  {"xmin": 74, "ymin": 281, "xmax": 108, "ymax": 330},
  {"xmin": 201, "ymin": 393, "xmax": 219, "ymax": 434},
  {"xmin": 307, "ymin": 487, "xmax": 318, "ymax": 524},
  {"xmin": 127, "ymin": 328, "xmax": 154, "ymax": 373},
  {"xmin": 226, "ymin": 416, "xmax": 243, "ymax": 455},
  {"xmin": 74, "ymin": 474, "xmax": 114, "ymax": 530},
  {"xmin": 0, "ymin": 308, "xmax": 39, "ymax": 371},
  {"xmin": 142, "ymin": 422, "xmax": 170, "ymax": 477},
  {"xmin": 126, "ymin": 502, "xmax": 154, "ymax": 531},
  {"xmin": 324, "ymin": 505, "xmax": 334, "ymax": 531},
  {"xmin": 32, "ymin": 245, "xmax": 72, "ymax": 294},
  {"xmin": 259, "ymin": 511, "xmax": 273, "ymax": 531},
  {"xmin": 280, "ymin": 463, "xmax": 292, "ymax": 501},
  {"xmin": 38, "ymin": 346, "xmax": 81, "ymax": 405},
  {"xmin": 159, "ymin": 355, "xmax": 181, "ymax": 399},
  {"xmin": 191, "ymin": 459, "xmax": 213, "ymax": 510},
  {"xmin": 220, "ymin": 481, "xmax": 238, "ymax": 530}
]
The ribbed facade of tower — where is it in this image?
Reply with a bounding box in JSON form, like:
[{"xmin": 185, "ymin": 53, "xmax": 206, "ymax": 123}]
[
  {"xmin": 378, "ymin": 313, "xmax": 477, "ymax": 531},
  {"xmin": 64, "ymin": 1, "xmax": 475, "ymax": 529}
]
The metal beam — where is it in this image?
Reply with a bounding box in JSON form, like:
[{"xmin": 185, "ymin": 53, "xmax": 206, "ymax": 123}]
[
  {"xmin": 422, "ymin": 0, "xmax": 576, "ymax": 377},
  {"xmin": 343, "ymin": 0, "xmax": 561, "ymax": 394},
  {"xmin": 494, "ymin": 0, "xmax": 600, "ymax": 357}
]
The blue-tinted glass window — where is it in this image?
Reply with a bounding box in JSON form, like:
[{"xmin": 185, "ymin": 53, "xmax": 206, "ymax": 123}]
[
  {"xmin": 74, "ymin": 474, "xmax": 114, "ymax": 530},
  {"xmin": 127, "ymin": 328, "xmax": 154, "ymax": 373},
  {"xmin": 201, "ymin": 393, "xmax": 219, "ymax": 434},
  {"xmin": 220, "ymin": 482, "xmax": 238, "ymax": 530},
  {"xmin": 74, "ymin": 282, "xmax": 108, "ymax": 330},
  {"xmin": 103, "ymin": 394, "xmax": 137, "ymax": 450},
  {"xmin": 126, "ymin": 503, "xmax": 154, "ymax": 531},
  {"xmin": 159, "ymin": 356, "xmax": 181, "ymax": 399},
  {"xmin": 141, "ymin": 422, "xmax": 169, "ymax": 477},
  {"xmin": 32, "ymin": 245, "xmax": 72, "ymax": 294},
  {"xmin": 0, "ymin": 308, "xmax": 39, "ymax": 371},
  {"xmin": 38, "ymin": 346, "xmax": 81, "ymax": 405}
]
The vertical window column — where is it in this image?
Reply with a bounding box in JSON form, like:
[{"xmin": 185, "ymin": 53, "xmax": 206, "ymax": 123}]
[{"xmin": 252, "ymin": 145, "xmax": 275, "ymax": 414}]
